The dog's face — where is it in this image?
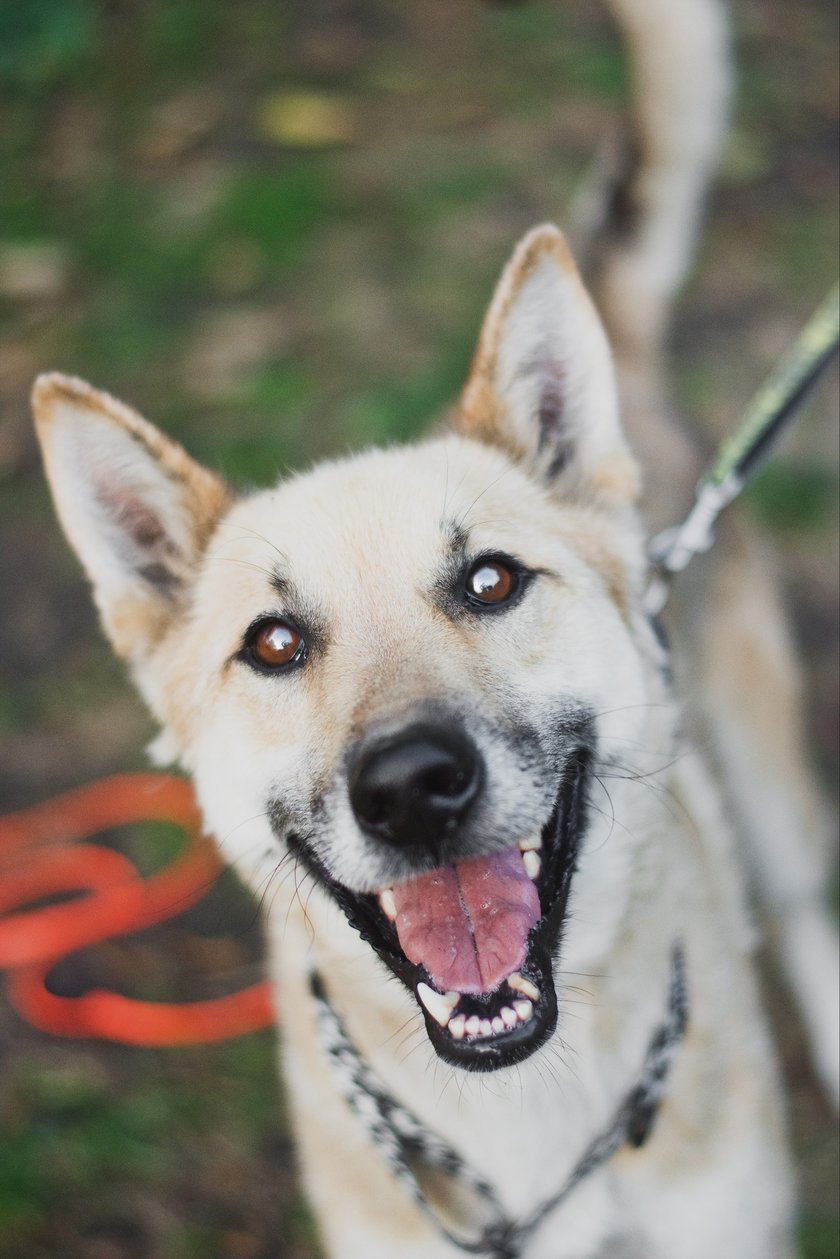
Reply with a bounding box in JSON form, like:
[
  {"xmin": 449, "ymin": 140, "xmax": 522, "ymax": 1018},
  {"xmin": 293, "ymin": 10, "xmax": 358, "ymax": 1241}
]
[{"xmin": 33, "ymin": 226, "xmax": 668, "ymax": 1071}]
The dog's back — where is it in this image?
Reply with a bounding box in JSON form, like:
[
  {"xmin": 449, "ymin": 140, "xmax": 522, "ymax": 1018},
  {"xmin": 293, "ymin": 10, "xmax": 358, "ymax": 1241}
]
[{"xmin": 588, "ymin": 0, "xmax": 839, "ymax": 1106}]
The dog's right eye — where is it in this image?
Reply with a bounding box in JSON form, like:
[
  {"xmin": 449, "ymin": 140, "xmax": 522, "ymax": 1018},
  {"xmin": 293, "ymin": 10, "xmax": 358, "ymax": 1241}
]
[{"xmin": 245, "ymin": 619, "xmax": 307, "ymax": 672}]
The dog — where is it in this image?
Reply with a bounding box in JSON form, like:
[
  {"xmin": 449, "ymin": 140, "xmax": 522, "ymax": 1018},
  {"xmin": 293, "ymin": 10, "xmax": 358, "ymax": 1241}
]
[{"xmin": 30, "ymin": 0, "xmax": 837, "ymax": 1255}]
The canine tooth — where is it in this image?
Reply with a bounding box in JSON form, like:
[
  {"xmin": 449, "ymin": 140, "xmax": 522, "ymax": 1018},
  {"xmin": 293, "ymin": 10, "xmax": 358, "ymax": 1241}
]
[
  {"xmin": 522, "ymin": 849, "xmax": 541, "ymax": 880},
  {"xmin": 492, "ymin": 1016, "xmax": 505, "ymax": 1034},
  {"xmin": 508, "ymin": 972, "xmax": 540, "ymax": 1001},
  {"xmin": 501, "ymin": 1006, "xmax": 517, "ymax": 1028},
  {"xmin": 378, "ymin": 888, "xmax": 397, "ymax": 920},
  {"xmin": 513, "ymin": 999, "xmax": 534, "ymax": 1022},
  {"xmin": 480, "ymin": 1020, "xmax": 493, "ymax": 1037},
  {"xmin": 449, "ymin": 1014, "xmax": 466, "ymax": 1040},
  {"xmin": 465, "ymin": 1016, "xmax": 481, "ymax": 1037},
  {"xmin": 517, "ymin": 835, "xmax": 542, "ymax": 851},
  {"xmin": 417, "ymin": 983, "xmax": 459, "ymax": 1027}
]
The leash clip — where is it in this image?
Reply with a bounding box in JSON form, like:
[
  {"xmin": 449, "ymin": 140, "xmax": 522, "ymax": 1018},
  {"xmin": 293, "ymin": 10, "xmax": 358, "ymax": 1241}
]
[
  {"xmin": 644, "ymin": 474, "xmax": 739, "ymax": 616},
  {"xmin": 643, "ymin": 282, "xmax": 839, "ymax": 620}
]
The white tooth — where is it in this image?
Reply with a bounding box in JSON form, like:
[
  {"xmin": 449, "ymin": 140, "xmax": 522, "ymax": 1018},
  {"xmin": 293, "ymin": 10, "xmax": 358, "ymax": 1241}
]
[
  {"xmin": 492, "ymin": 1016, "xmax": 505, "ymax": 1034},
  {"xmin": 480, "ymin": 1019, "xmax": 493, "ymax": 1037},
  {"xmin": 508, "ymin": 972, "xmax": 540, "ymax": 1001},
  {"xmin": 501, "ymin": 1006, "xmax": 517, "ymax": 1028},
  {"xmin": 378, "ymin": 888, "xmax": 397, "ymax": 920},
  {"xmin": 417, "ymin": 983, "xmax": 459, "ymax": 1027},
  {"xmin": 522, "ymin": 850, "xmax": 541, "ymax": 880},
  {"xmin": 517, "ymin": 835, "xmax": 542, "ymax": 851},
  {"xmin": 513, "ymin": 999, "xmax": 534, "ymax": 1022},
  {"xmin": 465, "ymin": 1016, "xmax": 481, "ymax": 1037},
  {"xmin": 448, "ymin": 1014, "xmax": 466, "ymax": 1040}
]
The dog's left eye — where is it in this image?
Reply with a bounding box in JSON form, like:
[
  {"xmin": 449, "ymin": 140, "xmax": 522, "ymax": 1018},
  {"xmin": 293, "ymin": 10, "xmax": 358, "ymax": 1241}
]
[
  {"xmin": 246, "ymin": 619, "xmax": 307, "ymax": 671},
  {"xmin": 464, "ymin": 558, "xmax": 520, "ymax": 608}
]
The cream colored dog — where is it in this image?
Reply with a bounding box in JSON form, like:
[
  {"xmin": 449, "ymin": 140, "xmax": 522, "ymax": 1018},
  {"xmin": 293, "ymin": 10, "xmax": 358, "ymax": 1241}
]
[{"xmin": 31, "ymin": 1, "xmax": 836, "ymax": 1256}]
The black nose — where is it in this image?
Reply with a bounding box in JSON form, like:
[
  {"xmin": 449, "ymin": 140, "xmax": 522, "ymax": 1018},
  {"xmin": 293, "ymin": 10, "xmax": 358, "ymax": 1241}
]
[{"xmin": 349, "ymin": 723, "xmax": 483, "ymax": 854}]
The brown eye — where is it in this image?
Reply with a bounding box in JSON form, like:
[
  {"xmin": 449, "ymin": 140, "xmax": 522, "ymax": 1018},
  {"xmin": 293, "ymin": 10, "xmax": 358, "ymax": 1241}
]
[
  {"xmin": 465, "ymin": 559, "xmax": 517, "ymax": 606},
  {"xmin": 249, "ymin": 620, "xmax": 306, "ymax": 670}
]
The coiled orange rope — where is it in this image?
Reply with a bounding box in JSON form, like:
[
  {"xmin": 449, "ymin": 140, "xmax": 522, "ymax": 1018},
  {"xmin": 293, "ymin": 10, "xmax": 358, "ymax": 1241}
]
[{"xmin": 0, "ymin": 774, "xmax": 274, "ymax": 1044}]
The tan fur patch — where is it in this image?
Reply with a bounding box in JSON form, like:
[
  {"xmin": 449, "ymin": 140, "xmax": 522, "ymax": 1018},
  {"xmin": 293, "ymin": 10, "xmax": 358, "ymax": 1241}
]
[
  {"xmin": 560, "ymin": 521, "xmax": 634, "ymax": 622},
  {"xmin": 586, "ymin": 450, "xmax": 642, "ymax": 509}
]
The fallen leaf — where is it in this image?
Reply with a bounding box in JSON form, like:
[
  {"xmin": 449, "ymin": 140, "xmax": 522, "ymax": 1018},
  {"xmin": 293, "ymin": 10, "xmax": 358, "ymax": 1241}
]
[{"xmin": 257, "ymin": 90, "xmax": 355, "ymax": 147}]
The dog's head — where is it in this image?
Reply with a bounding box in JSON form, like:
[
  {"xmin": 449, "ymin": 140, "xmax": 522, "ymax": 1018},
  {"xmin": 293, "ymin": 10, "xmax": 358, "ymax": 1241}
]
[{"xmin": 33, "ymin": 226, "xmax": 670, "ymax": 1071}]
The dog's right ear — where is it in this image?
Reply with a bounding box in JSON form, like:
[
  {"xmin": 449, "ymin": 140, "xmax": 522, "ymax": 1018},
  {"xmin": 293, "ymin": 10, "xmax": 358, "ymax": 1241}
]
[
  {"xmin": 454, "ymin": 224, "xmax": 639, "ymax": 509},
  {"xmin": 32, "ymin": 373, "xmax": 231, "ymax": 664}
]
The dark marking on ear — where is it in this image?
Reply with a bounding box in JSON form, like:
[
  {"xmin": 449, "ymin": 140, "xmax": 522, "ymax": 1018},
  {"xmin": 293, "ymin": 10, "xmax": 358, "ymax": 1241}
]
[
  {"xmin": 539, "ymin": 380, "xmax": 564, "ymax": 440},
  {"xmin": 122, "ymin": 504, "xmax": 167, "ymax": 550},
  {"xmin": 531, "ymin": 354, "xmax": 571, "ymax": 479},
  {"xmin": 138, "ymin": 562, "xmax": 181, "ymax": 593},
  {"xmin": 544, "ymin": 443, "xmax": 571, "ymax": 480},
  {"xmin": 95, "ymin": 484, "xmax": 177, "ymax": 554},
  {"xmin": 93, "ymin": 481, "xmax": 186, "ymax": 593},
  {"xmin": 537, "ymin": 376, "xmax": 565, "ymax": 442}
]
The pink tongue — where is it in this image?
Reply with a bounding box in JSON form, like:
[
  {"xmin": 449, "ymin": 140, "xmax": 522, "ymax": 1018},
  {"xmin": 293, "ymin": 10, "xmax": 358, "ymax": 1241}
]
[{"xmin": 390, "ymin": 848, "xmax": 541, "ymax": 995}]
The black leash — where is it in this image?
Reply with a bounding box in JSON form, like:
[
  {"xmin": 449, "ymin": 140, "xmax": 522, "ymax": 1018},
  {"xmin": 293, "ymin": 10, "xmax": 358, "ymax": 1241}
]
[
  {"xmin": 646, "ymin": 283, "xmax": 839, "ymax": 616},
  {"xmin": 312, "ymin": 943, "xmax": 688, "ymax": 1259}
]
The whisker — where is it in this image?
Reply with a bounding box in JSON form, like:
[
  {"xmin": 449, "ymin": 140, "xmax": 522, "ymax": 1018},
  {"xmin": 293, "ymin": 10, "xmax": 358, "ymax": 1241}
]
[
  {"xmin": 207, "ymin": 555, "xmax": 279, "ymax": 584},
  {"xmin": 215, "ymin": 522, "xmax": 290, "ymax": 567},
  {"xmin": 380, "ymin": 1012, "xmax": 422, "ymax": 1051},
  {"xmin": 454, "ymin": 465, "xmax": 514, "ymax": 533}
]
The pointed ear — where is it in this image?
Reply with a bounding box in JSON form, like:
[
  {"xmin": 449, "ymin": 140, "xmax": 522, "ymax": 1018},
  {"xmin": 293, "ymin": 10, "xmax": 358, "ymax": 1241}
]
[
  {"xmin": 454, "ymin": 224, "xmax": 639, "ymax": 508},
  {"xmin": 32, "ymin": 373, "xmax": 231, "ymax": 662}
]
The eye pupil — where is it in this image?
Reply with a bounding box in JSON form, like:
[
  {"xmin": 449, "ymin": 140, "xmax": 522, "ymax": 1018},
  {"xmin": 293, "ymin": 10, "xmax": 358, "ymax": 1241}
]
[
  {"xmin": 467, "ymin": 560, "xmax": 514, "ymax": 605},
  {"xmin": 251, "ymin": 620, "xmax": 304, "ymax": 669}
]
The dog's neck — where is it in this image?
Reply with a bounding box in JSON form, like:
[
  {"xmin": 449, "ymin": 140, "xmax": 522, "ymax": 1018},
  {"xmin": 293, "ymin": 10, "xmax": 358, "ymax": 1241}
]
[{"xmin": 307, "ymin": 945, "xmax": 688, "ymax": 1259}]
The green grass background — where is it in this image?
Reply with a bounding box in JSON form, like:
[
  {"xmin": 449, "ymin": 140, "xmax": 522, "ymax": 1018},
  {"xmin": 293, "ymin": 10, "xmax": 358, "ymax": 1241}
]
[{"xmin": 0, "ymin": 1, "xmax": 836, "ymax": 1256}]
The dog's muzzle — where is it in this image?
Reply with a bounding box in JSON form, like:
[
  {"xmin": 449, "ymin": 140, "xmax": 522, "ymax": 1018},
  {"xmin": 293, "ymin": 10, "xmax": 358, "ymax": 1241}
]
[{"xmin": 283, "ymin": 713, "xmax": 595, "ymax": 1072}]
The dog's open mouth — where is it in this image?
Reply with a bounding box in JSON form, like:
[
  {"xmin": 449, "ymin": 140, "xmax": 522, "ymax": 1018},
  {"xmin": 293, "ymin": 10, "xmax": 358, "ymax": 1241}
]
[
  {"xmin": 377, "ymin": 832, "xmax": 555, "ymax": 1068},
  {"xmin": 287, "ymin": 742, "xmax": 591, "ymax": 1071}
]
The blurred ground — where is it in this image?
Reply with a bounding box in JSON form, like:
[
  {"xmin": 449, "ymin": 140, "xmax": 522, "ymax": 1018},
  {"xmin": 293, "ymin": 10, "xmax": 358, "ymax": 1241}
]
[{"xmin": 0, "ymin": 1, "xmax": 837, "ymax": 1257}]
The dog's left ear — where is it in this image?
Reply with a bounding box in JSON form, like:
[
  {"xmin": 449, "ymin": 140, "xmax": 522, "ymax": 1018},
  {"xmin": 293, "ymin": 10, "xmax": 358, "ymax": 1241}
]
[
  {"xmin": 455, "ymin": 224, "xmax": 639, "ymax": 508},
  {"xmin": 32, "ymin": 373, "xmax": 231, "ymax": 665}
]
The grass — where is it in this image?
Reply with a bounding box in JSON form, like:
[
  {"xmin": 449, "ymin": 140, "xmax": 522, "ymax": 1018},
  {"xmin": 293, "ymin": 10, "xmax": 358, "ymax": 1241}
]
[
  {"xmin": 0, "ymin": 0, "xmax": 99, "ymax": 94},
  {"xmin": 0, "ymin": 1036, "xmax": 314, "ymax": 1258},
  {"xmin": 215, "ymin": 165, "xmax": 341, "ymax": 272},
  {"xmin": 800, "ymin": 1214, "xmax": 840, "ymax": 1259},
  {"xmin": 747, "ymin": 461, "xmax": 840, "ymax": 534}
]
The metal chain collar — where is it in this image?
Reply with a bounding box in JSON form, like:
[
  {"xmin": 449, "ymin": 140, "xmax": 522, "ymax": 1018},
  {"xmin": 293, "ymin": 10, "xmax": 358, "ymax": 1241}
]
[{"xmin": 311, "ymin": 943, "xmax": 688, "ymax": 1259}]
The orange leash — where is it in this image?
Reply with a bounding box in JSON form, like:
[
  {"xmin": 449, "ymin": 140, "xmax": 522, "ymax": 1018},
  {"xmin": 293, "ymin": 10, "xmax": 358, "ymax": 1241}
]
[{"xmin": 0, "ymin": 774, "xmax": 274, "ymax": 1045}]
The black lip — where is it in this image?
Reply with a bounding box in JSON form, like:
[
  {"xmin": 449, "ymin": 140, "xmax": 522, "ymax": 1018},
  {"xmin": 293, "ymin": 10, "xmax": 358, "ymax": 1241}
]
[{"xmin": 282, "ymin": 732, "xmax": 593, "ymax": 1073}]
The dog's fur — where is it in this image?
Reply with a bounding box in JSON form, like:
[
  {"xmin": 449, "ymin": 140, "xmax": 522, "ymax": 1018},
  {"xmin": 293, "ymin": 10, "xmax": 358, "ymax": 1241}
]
[{"xmin": 31, "ymin": 1, "xmax": 837, "ymax": 1256}]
